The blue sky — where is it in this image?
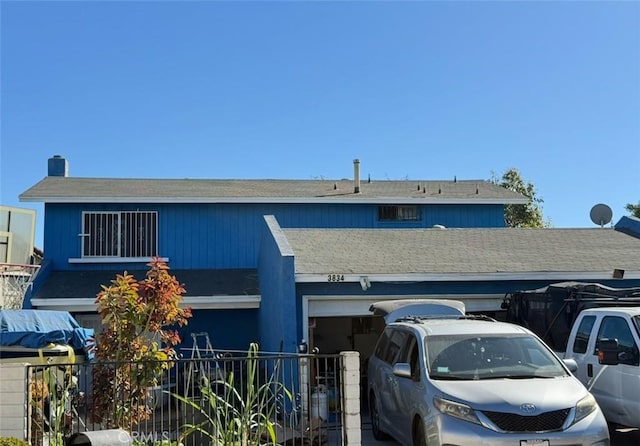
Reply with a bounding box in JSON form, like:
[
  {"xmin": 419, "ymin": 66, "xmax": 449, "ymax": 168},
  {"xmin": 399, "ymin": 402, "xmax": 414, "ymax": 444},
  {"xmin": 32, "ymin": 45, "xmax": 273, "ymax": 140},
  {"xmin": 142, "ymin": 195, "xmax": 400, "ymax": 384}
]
[{"xmin": 1, "ymin": 1, "xmax": 639, "ymax": 248}]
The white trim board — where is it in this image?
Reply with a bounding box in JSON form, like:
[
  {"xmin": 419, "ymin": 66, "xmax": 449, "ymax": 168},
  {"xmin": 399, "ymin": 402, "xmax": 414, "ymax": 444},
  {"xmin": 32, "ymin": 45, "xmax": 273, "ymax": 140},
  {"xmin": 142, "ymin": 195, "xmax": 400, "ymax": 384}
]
[
  {"xmin": 68, "ymin": 257, "xmax": 169, "ymax": 264},
  {"xmin": 31, "ymin": 295, "xmax": 261, "ymax": 311}
]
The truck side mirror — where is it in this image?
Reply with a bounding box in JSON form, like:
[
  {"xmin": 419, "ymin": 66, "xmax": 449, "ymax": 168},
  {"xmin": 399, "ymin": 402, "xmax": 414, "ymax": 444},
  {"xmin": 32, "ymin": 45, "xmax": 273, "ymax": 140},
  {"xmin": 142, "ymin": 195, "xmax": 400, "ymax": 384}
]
[{"xmin": 598, "ymin": 338, "xmax": 620, "ymax": 365}]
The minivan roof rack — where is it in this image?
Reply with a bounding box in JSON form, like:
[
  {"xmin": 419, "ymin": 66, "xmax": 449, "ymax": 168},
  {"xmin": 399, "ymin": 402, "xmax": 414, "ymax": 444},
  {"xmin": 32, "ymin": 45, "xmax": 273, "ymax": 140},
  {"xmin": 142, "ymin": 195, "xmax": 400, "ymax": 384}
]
[{"xmin": 395, "ymin": 314, "xmax": 497, "ymax": 323}]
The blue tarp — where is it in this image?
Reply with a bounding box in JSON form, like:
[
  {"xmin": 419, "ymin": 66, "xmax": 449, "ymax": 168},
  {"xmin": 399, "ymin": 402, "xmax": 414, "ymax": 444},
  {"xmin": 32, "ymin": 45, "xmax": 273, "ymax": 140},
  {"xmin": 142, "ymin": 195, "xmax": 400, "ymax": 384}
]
[{"xmin": 0, "ymin": 310, "xmax": 95, "ymax": 354}]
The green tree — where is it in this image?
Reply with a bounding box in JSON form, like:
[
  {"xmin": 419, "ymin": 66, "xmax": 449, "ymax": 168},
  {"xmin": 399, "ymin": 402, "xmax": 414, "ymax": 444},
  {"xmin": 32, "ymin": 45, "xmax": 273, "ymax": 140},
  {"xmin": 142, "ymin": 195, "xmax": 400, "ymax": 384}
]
[
  {"xmin": 490, "ymin": 168, "xmax": 547, "ymax": 228},
  {"xmin": 626, "ymin": 202, "xmax": 640, "ymax": 218}
]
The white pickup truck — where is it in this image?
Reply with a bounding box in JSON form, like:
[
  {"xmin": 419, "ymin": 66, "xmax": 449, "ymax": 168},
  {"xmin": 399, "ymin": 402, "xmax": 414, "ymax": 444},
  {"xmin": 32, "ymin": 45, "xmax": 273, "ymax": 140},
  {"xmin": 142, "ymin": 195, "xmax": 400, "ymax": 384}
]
[{"xmin": 562, "ymin": 306, "xmax": 640, "ymax": 428}]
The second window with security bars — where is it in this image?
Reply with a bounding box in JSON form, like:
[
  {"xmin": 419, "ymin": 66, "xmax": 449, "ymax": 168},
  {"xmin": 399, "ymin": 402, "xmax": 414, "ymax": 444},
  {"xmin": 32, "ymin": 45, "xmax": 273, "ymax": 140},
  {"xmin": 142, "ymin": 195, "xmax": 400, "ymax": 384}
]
[
  {"xmin": 82, "ymin": 211, "xmax": 158, "ymax": 258},
  {"xmin": 378, "ymin": 205, "xmax": 419, "ymax": 221}
]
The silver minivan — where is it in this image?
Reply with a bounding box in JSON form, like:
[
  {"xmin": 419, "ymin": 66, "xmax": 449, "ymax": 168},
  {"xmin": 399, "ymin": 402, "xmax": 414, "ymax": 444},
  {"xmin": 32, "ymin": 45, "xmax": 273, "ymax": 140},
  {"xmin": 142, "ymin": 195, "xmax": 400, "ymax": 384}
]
[{"xmin": 367, "ymin": 300, "xmax": 610, "ymax": 446}]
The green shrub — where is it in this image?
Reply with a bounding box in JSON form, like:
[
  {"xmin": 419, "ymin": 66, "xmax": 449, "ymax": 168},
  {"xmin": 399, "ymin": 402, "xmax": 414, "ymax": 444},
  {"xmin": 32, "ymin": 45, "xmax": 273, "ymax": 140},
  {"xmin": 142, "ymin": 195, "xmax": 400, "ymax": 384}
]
[
  {"xmin": 174, "ymin": 342, "xmax": 292, "ymax": 446},
  {"xmin": 0, "ymin": 438, "xmax": 30, "ymax": 446}
]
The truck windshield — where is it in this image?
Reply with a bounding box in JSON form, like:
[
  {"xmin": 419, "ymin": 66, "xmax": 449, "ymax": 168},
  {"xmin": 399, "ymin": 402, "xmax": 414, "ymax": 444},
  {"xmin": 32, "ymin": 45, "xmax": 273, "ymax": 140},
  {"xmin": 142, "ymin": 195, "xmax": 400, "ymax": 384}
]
[{"xmin": 427, "ymin": 334, "xmax": 568, "ymax": 380}]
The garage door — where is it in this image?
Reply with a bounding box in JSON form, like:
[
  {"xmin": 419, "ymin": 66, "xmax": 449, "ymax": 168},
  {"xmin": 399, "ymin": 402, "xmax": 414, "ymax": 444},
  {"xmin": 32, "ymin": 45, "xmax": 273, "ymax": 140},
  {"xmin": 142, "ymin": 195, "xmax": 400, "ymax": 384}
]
[{"xmin": 305, "ymin": 294, "xmax": 504, "ymax": 318}]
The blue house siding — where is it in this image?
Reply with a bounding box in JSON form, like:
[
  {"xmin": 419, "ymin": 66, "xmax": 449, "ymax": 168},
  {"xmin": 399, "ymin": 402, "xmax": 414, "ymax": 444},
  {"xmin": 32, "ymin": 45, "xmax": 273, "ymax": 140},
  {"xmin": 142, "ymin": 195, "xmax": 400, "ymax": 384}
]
[
  {"xmin": 295, "ymin": 279, "xmax": 640, "ymax": 304},
  {"xmin": 44, "ymin": 203, "xmax": 506, "ymax": 271},
  {"xmin": 177, "ymin": 309, "xmax": 259, "ymax": 353},
  {"xmin": 425, "ymin": 204, "xmax": 504, "ymax": 228},
  {"xmin": 258, "ymin": 216, "xmax": 298, "ymax": 354}
]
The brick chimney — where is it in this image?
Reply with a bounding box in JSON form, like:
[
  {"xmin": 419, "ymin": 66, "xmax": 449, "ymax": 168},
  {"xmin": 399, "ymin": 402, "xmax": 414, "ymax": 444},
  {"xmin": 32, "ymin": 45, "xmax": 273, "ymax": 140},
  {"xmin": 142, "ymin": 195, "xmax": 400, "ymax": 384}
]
[{"xmin": 48, "ymin": 155, "xmax": 68, "ymax": 177}]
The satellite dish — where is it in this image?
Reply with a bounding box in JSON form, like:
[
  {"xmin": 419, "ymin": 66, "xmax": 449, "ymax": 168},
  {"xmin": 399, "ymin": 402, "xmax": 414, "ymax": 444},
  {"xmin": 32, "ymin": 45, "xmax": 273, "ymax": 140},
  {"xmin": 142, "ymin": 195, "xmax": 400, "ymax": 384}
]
[{"xmin": 590, "ymin": 203, "xmax": 613, "ymax": 227}]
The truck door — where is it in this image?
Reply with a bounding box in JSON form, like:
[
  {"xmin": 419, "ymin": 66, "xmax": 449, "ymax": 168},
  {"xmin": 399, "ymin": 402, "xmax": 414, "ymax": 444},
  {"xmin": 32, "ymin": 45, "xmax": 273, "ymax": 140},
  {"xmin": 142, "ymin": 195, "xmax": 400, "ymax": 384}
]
[
  {"xmin": 590, "ymin": 316, "xmax": 640, "ymax": 428},
  {"xmin": 567, "ymin": 314, "xmax": 597, "ymax": 385}
]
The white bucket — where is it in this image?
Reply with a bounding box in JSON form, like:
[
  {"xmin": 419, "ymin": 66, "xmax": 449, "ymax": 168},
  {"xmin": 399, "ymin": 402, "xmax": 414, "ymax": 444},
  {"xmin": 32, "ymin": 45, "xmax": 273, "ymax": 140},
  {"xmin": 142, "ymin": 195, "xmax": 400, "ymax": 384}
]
[{"xmin": 310, "ymin": 390, "xmax": 328, "ymax": 420}]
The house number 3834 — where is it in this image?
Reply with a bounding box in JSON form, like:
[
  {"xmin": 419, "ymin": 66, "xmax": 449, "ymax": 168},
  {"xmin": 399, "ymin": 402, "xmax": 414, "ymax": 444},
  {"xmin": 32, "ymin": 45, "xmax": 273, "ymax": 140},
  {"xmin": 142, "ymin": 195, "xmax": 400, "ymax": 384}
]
[{"xmin": 327, "ymin": 274, "xmax": 345, "ymax": 282}]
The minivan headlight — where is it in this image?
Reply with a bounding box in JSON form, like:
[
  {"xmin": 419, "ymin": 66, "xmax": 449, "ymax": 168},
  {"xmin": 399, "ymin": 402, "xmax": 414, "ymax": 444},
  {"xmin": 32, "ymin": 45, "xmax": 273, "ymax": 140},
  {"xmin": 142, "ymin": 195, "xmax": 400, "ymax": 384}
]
[
  {"xmin": 573, "ymin": 393, "xmax": 597, "ymax": 424},
  {"xmin": 433, "ymin": 397, "xmax": 481, "ymax": 425}
]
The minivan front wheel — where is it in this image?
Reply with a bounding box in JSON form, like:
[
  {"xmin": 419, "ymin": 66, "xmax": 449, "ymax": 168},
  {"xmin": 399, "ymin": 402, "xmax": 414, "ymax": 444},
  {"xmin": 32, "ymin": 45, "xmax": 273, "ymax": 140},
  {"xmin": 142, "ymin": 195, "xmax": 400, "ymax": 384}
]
[
  {"xmin": 369, "ymin": 393, "xmax": 389, "ymax": 441},
  {"xmin": 413, "ymin": 418, "xmax": 427, "ymax": 446}
]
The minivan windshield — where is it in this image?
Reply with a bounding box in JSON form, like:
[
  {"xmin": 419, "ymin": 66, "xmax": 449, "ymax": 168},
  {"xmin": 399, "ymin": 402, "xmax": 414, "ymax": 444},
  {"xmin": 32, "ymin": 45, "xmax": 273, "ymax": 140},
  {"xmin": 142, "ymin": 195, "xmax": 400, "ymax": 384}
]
[{"xmin": 427, "ymin": 334, "xmax": 568, "ymax": 380}]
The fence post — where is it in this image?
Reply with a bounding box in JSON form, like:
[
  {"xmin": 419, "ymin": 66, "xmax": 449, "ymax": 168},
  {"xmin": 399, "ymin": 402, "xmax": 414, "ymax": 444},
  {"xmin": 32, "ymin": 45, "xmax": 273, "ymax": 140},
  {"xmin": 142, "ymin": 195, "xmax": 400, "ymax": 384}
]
[
  {"xmin": 299, "ymin": 356, "xmax": 310, "ymax": 422},
  {"xmin": 0, "ymin": 363, "xmax": 28, "ymax": 440},
  {"xmin": 340, "ymin": 351, "xmax": 361, "ymax": 446}
]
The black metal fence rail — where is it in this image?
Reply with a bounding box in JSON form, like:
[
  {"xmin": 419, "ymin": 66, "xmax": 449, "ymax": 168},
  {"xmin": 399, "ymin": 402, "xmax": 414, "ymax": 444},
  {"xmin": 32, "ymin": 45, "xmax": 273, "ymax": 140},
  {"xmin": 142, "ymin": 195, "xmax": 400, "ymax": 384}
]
[{"xmin": 26, "ymin": 352, "xmax": 344, "ymax": 445}]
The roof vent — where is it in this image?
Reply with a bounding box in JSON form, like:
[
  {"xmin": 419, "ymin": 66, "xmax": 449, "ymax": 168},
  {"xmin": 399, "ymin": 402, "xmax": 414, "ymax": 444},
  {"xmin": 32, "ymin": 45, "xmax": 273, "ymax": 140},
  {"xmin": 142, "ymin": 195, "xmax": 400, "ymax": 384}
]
[{"xmin": 353, "ymin": 159, "xmax": 361, "ymax": 193}]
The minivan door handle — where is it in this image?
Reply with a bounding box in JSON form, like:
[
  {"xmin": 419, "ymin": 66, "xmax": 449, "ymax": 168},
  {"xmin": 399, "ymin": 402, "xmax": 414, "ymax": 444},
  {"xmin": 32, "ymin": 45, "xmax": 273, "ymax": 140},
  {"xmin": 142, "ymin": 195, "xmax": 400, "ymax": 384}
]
[{"xmin": 587, "ymin": 363, "xmax": 593, "ymax": 377}]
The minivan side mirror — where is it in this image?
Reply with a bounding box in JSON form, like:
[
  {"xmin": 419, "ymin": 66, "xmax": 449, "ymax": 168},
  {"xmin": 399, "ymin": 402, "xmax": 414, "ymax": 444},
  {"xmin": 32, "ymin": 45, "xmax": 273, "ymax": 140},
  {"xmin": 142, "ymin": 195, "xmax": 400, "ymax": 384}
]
[
  {"xmin": 393, "ymin": 362, "xmax": 412, "ymax": 379},
  {"xmin": 562, "ymin": 358, "xmax": 578, "ymax": 373},
  {"xmin": 598, "ymin": 338, "xmax": 620, "ymax": 366}
]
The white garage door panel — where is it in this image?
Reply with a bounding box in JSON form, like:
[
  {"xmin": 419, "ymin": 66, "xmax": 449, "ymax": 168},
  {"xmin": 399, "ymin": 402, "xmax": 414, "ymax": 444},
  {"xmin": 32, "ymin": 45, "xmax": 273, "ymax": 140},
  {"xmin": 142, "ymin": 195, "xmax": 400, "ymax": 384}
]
[
  {"xmin": 306, "ymin": 295, "xmax": 503, "ymax": 317},
  {"xmin": 308, "ymin": 299, "xmax": 375, "ymax": 317}
]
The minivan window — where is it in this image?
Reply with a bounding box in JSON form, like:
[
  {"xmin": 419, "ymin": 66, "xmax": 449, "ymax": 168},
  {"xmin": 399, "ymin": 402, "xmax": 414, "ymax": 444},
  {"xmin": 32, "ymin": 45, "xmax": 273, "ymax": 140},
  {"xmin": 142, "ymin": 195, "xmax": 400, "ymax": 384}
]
[
  {"xmin": 384, "ymin": 330, "xmax": 408, "ymax": 364},
  {"xmin": 427, "ymin": 334, "xmax": 567, "ymax": 380},
  {"xmin": 572, "ymin": 315, "xmax": 596, "ymax": 354},
  {"xmin": 374, "ymin": 328, "xmax": 408, "ymax": 365},
  {"xmin": 398, "ymin": 334, "xmax": 421, "ymax": 380},
  {"xmin": 374, "ymin": 329, "xmax": 390, "ymax": 360}
]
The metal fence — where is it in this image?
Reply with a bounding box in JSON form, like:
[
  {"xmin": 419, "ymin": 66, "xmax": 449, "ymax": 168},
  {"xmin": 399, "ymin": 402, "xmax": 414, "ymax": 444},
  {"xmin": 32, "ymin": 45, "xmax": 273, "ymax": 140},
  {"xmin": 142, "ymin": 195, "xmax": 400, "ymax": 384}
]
[{"xmin": 25, "ymin": 352, "xmax": 347, "ymax": 445}]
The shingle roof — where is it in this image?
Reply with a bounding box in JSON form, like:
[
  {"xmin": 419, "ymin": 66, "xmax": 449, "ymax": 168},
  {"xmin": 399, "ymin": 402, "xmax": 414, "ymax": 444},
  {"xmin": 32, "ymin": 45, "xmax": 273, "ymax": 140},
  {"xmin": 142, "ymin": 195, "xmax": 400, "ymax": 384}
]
[
  {"xmin": 32, "ymin": 269, "xmax": 260, "ymax": 299},
  {"xmin": 282, "ymin": 227, "xmax": 640, "ymax": 275},
  {"xmin": 19, "ymin": 177, "xmax": 527, "ymax": 204}
]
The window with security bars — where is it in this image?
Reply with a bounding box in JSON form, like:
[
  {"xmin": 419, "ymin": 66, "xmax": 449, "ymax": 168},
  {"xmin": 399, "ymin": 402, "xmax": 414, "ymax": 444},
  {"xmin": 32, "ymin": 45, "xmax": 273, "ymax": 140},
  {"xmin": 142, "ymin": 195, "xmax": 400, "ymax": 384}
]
[
  {"xmin": 82, "ymin": 211, "xmax": 158, "ymax": 257},
  {"xmin": 378, "ymin": 205, "xmax": 419, "ymax": 221}
]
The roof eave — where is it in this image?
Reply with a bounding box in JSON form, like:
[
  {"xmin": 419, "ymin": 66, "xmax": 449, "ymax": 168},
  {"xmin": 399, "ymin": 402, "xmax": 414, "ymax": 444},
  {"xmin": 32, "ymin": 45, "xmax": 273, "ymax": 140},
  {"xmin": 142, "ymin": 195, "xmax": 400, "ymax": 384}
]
[
  {"xmin": 19, "ymin": 196, "xmax": 529, "ymax": 205},
  {"xmin": 295, "ymin": 271, "xmax": 640, "ymax": 283}
]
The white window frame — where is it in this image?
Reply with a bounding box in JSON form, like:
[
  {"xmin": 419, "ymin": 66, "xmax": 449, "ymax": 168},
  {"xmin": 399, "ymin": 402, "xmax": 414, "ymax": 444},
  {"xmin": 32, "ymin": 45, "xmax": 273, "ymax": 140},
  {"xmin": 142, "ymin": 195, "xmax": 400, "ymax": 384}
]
[{"xmin": 79, "ymin": 211, "xmax": 158, "ymax": 258}]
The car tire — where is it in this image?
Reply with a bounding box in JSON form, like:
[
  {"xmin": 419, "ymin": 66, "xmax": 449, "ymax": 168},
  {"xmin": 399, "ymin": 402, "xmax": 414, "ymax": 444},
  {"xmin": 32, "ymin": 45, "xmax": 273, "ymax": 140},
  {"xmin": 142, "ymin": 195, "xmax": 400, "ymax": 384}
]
[
  {"xmin": 413, "ymin": 419, "xmax": 427, "ymax": 446},
  {"xmin": 369, "ymin": 393, "xmax": 390, "ymax": 441}
]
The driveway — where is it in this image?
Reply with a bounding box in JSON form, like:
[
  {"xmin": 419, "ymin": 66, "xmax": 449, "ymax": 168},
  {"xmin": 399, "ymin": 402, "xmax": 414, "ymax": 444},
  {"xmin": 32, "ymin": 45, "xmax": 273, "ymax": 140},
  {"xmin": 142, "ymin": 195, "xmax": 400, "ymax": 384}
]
[{"xmin": 360, "ymin": 417, "xmax": 640, "ymax": 446}]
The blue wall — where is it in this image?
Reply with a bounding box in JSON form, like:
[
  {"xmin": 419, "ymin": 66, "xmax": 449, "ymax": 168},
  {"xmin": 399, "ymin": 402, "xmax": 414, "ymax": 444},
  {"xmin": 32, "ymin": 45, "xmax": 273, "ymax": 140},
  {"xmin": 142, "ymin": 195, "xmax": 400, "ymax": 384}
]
[
  {"xmin": 257, "ymin": 216, "xmax": 298, "ymax": 354},
  {"xmin": 177, "ymin": 309, "xmax": 259, "ymax": 354},
  {"xmin": 43, "ymin": 203, "xmax": 505, "ymax": 271},
  {"xmin": 295, "ymin": 279, "xmax": 640, "ymax": 304}
]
